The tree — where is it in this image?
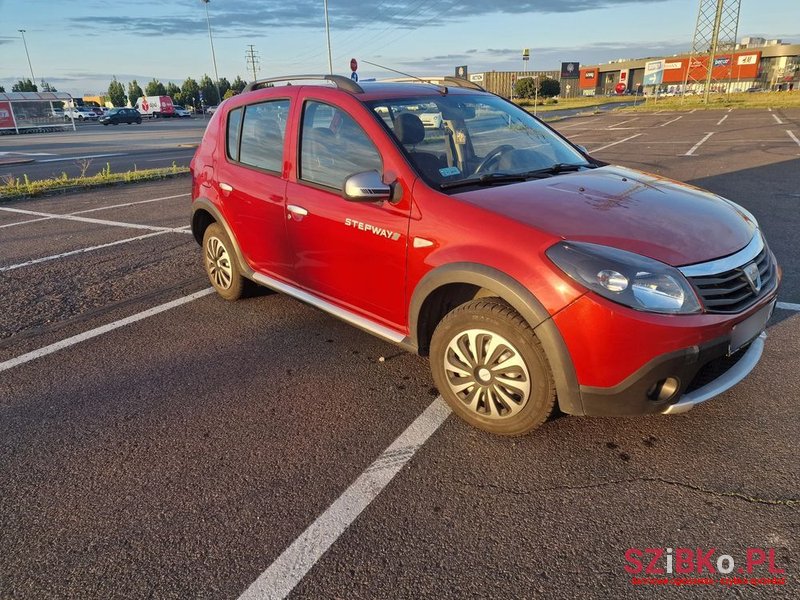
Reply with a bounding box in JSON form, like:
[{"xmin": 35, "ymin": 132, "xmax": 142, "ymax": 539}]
[
  {"xmin": 513, "ymin": 77, "xmax": 537, "ymax": 99},
  {"xmin": 40, "ymin": 81, "xmax": 57, "ymax": 92},
  {"xmin": 180, "ymin": 77, "xmax": 200, "ymax": 110},
  {"xmin": 12, "ymin": 78, "xmax": 38, "ymax": 92},
  {"xmin": 165, "ymin": 82, "xmax": 180, "ymax": 101},
  {"xmin": 145, "ymin": 78, "xmax": 166, "ymax": 96},
  {"xmin": 128, "ymin": 80, "xmax": 144, "ymax": 104},
  {"xmin": 231, "ymin": 75, "xmax": 247, "ymax": 94},
  {"xmin": 0, "ymin": 85, "xmax": 5, "ymax": 93},
  {"xmin": 108, "ymin": 77, "xmax": 126, "ymax": 107},
  {"xmin": 218, "ymin": 77, "xmax": 231, "ymax": 100},
  {"xmin": 539, "ymin": 78, "xmax": 561, "ymax": 98},
  {"xmin": 223, "ymin": 89, "xmax": 237, "ymax": 100},
  {"xmin": 198, "ymin": 74, "xmax": 219, "ymax": 105}
]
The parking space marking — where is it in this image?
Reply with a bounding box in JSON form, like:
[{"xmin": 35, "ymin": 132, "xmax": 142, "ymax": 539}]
[
  {"xmin": 660, "ymin": 116, "xmax": 683, "ymax": 127},
  {"xmin": 588, "ymin": 133, "xmax": 642, "ymax": 153},
  {"xmin": 0, "ymin": 230, "xmax": 180, "ymax": 272},
  {"xmin": 684, "ymin": 132, "xmax": 714, "ymax": 156},
  {"xmin": 787, "ymin": 130, "xmax": 800, "ymax": 148},
  {"xmin": 72, "ymin": 193, "xmax": 190, "ymax": 215},
  {"xmin": 607, "ymin": 118, "xmax": 637, "ymax": 129},
  {"xmin": 777, "ymin": 301, "xmax": 800, "ymax": 312},
  {"xmin": 717, "ymin": 114, "xmax": 728, "ymax": 126},
  {"xmin": 0, "ymin": 206, "xmax": 192, "ymax": 234},
  {"xmin": 0, "ymin": 216, "xmax": 52, "ymax": 229},
  {"xmin": 772, "ymin": 114, "xmax": 783, "ymax": 125},
  {"xmin": 0, "ymin": 288, "xmax": 215, "ymax": 373},
  {"xmin": 237, "ymin": 397, "xmax": 452, "ymax": 600}
]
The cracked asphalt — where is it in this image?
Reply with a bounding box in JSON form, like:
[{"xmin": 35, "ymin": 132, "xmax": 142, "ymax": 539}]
[{"xmin": 0, "ymin": 108, "xmax": 798, "ymax": 599}]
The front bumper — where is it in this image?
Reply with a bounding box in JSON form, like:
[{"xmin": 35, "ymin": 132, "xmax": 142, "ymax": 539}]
[{"xmin": 573, "ymin": 298, "xmax": 775, "ymax": 416}]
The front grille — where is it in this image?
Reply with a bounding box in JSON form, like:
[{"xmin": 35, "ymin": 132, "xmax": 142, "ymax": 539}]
[
  {"xmin": 686, "ymin": 245, "xmax": 776, "ymax": 314},
  {"xmin": 684, "ymin": 349, "xmax": 748, "ymax": 394}
]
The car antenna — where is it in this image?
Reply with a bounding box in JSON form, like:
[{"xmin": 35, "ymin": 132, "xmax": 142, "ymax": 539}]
[{"xmin": 361, "ymin": 60, "xmax": 448, "ymax": 95}]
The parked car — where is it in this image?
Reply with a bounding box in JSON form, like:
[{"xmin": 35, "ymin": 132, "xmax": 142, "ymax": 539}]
[
  {"xmin": 173, "ymin": 105, "xmax": 192, "ymax": 118},
  {"xmin": 419, "ymin": 110, "xmax": 444, "ymax": 129},
  {"xmin": 64, "ymin": 106, "xmax": 99, "ymax": 121},
  {"xmin": 99, "ymin": 107, "xmax": 142, "ymax": 125},
  {"xmin": 190, "ymin": 75, "xmax": 780, "ymax": 436}
]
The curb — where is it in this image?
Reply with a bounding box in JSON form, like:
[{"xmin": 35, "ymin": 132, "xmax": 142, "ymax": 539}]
[{"xmin": 0, "ymin": 158, "xmax": 35, "ymax": 166}]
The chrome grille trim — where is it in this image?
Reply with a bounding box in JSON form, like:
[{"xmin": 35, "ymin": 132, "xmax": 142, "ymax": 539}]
[{"xmin": 678, "ymin": 231, "xmax": 762, "ymax": 277}]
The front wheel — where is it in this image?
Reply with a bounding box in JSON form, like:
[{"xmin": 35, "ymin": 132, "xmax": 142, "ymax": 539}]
[
  {"xmin": 202, "ymin": 223, "xmax": 249, "ymax": 301},
  {"xmin": 430, "ymin": 298, "xmax": 556, "ymax": 436}
]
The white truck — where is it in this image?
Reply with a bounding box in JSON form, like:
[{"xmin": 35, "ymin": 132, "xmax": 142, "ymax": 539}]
[{"xmin": 135, "ymin": 95, "xmax": 176, "ymax": 118}]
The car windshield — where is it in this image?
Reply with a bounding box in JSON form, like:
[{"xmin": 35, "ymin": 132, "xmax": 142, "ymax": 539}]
[{"xmin": 367, "ymin": 93, "xmax": 590, "ymax": 190}]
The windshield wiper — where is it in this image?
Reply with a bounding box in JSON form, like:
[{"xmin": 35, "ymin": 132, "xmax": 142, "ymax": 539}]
[
  {"xmin": 520, "ymin": 163, "xmax": 589, "ymax": 178},
  {"xmin": 439, "ymin": 172, "xmax": 528, "ymax": 190}
]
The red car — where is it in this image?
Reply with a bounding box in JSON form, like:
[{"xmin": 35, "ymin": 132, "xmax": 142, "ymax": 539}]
[{"xmin": 190, "ymin": 75, "xmax": 780, "ymax": 436}]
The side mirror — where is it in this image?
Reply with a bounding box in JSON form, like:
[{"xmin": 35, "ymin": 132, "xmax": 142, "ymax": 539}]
[{"xmin": 342, "ymin": 171, "xmax": 393, "ymax": 202}]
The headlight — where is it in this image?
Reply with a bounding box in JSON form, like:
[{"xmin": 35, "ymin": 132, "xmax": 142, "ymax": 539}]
[{"xmin": 546, "ymin": 241, "xmax": 701, "ymax": 314}]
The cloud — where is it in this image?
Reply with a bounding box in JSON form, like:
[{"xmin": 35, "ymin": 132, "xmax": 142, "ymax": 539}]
[{"xmin": 71, "ymin": 0, "xmax": 673, "ymax": 36}]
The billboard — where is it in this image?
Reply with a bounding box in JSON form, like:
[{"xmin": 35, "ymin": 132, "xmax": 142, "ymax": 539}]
[
  {"xmin": 561, "ymin": 62, "xmax": 580, "ymax": 78},
  {"xmin": 469, "ymin": 73, "xmax": 484, "ymax": 83},
  {"xmin": 0, "ymin": 102, "xmax": 15, "ymax": 129},
  {"xmin": 454, "ymin": 65, "xmax": 468, "ymax": 79},
  {"xmin": 644, "ymin": 60, "xmax": 666, "ymax": 85}
]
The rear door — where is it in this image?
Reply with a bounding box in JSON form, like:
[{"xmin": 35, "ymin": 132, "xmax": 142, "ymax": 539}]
[
  {"xmin": 214, "ymin": 95, "xmax": 295, "ymax": 279},
  {"xmin": 284, "ymin": 94, "xmax": 412, "ymax": 331}
]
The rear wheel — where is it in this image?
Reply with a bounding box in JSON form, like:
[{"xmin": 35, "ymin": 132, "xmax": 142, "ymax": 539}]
[
  {"xmin": 202, "ymin": 223, "xmax": 249, "ymax": 300},
  {"xmin": 430, "ymin": 298, "xmax": 556, "ymax": 436}
]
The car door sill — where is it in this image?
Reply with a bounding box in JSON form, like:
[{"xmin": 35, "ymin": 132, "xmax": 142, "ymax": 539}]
[{"xmin": 250, "ymin": 272, "xmax": 407, "ymax": 344}]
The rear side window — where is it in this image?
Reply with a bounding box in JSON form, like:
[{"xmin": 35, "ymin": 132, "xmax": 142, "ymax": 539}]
[
  {"xmin": 300, "ymin": 101, "xmax": 382, "ymax": 190},
  {"xmin": 239, "ymin": 100, "xmax": 290, "ymax": 172},
  {"xmin": 227, "ymin": 108, "xmax": 243, "ymax": 162}
]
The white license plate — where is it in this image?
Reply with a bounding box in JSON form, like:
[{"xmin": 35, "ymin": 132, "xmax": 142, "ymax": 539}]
[{"xmin": 729, "ymin": 300, "xmax": 775, "ymax": 355}]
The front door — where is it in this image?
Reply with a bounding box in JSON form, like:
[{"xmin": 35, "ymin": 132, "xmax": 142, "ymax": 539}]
[{"xmin": 284, "ymin": 98, "xmax": 410, "ymax": 331}]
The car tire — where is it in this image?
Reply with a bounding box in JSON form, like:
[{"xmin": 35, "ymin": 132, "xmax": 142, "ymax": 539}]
[
  {"xmin": 430, "ymin": 298, "xmax": 556, "ymax": 436},
  {"xmin": 202, "ymin": 223, "xmax": 250, "ymax": 301}
]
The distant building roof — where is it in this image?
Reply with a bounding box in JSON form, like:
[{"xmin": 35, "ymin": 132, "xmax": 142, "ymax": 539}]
[{"xmin": 0, "ymin": 92, "xmax": 73, "ymax": 102}]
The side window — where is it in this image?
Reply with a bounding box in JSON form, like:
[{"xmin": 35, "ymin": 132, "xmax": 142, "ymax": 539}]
[
  {"xmin": 227, "ymin": 107, "xmax": 243, "ymax": 162},
  {"xmin": 239, "ymin": 100, "xmax": 290, "ymax": 172},
  {"xmin": 300, "ymin": 101, "xmax": 382, "ymax": 190}
]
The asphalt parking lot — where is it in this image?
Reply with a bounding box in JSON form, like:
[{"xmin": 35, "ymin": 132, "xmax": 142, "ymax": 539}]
[{"xmin": 1, "ymin": 108, "xmax": 798, "ymax": 599}]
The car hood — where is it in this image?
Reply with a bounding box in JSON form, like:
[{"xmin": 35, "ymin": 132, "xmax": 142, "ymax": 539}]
[{"xmin": 455, "ymin": 165, "xmax": 756, "ymax": 266}]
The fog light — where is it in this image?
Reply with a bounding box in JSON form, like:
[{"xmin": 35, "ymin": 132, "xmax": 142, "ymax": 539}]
[{"xmin": 647, "ymin": 377, "xmax": 680, "ymax": 402}]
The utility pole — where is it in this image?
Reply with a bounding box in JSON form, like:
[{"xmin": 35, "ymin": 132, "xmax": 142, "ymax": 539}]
[
  {"xmin": 18, "ymin": 30, "xmax": 37, "ymax": 89},
  {"xmin": 246, "ymin": 45, "xmax": 260, "ymax": 82},
  {"xmin": 202, "ymin": 0, "xmax": 222, "ymax": 104},
  {"xmin": 323, "ymin": 0, "xmax": 333, "ymax": 74}
]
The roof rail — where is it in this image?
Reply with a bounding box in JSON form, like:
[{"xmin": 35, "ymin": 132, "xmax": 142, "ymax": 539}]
[{"xmin": 243, "ymin": 74, "xmax": 364, "ymax": 94}]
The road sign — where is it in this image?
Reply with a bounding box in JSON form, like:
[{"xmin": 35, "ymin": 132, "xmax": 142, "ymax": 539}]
[
  {"xmin": 522, "ymin": 48, "xmax": 530, "ymax": 61},
  {"xmin": 350, "ymin": 58, "xmax": 358, "ymax": 72},
  {"xmin": 643, "ymin": 59, "xmax": 665, "ymax": 86},
  {"xmin": 351, "ymin": 72, "xmax": 359, "ymax": 82}
]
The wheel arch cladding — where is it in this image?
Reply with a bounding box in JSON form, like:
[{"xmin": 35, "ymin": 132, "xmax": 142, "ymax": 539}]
[
  {"xmin": 191, "ymin": 199, "xmax": 254, "ymax": 279},
  {"xmin": 410, "ymin": 262, "xmax": 584, "ymax": 415}
]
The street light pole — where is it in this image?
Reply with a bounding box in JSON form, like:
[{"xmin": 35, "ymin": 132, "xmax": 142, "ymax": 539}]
[
  {"xmin": 18, "ymin": 30, "xmax": 37, "ymax": 89},
  {"xmin": 323, "ymin": 0, "xmax": 333, "ymax": 74},
  {"xmin": 202, "ymin": 0, "xmax": 222, "ymax": 105}
]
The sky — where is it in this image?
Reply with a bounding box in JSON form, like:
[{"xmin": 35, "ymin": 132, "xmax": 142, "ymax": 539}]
[{"xmin": 0, "ymin": 0, "xmax": 797, "ymax": 96}]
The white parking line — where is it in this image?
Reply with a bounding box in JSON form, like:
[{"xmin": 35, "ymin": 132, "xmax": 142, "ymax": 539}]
[
  {"xmin": 716, "ymin": 114, "xmax": 728, "ymax": 126},
  {"xmin": 0, "ymin": 288, "xmax": 215, "ymax": 373},
  {"xmin": 73, "ymin": 193, "xmax": 190, "ymax": 215},
  {"xmin": 607, "ymin": 118, "xmax": 637, "ymax": 130},
  {"xmin": 0, "ymin": 206, "xmax": 190, "ymax": 233},
  {"xmin": 0, "ymin": 230, "xmax": 184, "ymax": 272},
  {"xmin": 660, "ymin": 116, "xmax": 683, "ymax": 127},
  {"xmin": 772, "ymin": 114, "xmax": 783, "ymax": 125},
  {"xmin": 237, "ymin": 398, "xmax": 452, "ymax": 600},
  {"xmin": 684, "ymin": 132, "xmax": 714, "ymax": 156},
  {"xmin": 589, "ymin": 133, "xmax": 642, "ymax": 153},
  {"xmin": 0, "ymin": 216, "xmax": 52, "ymax": 229},
  {"xmin": 777, "ymin": 302, "xmax": 800, "ymax": 311},
  {"xmin": 786, "ymin": 130, "xmax": 800, "ymax": 148}
]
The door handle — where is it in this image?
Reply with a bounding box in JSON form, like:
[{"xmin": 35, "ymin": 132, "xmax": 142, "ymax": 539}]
[
  {"xmin": 219, "ymin": 182, "xmax": 234, "ymax": 192},
  {"xmin": 287, "ymin": 204, "xmax": 308, "ymax": 217}
]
